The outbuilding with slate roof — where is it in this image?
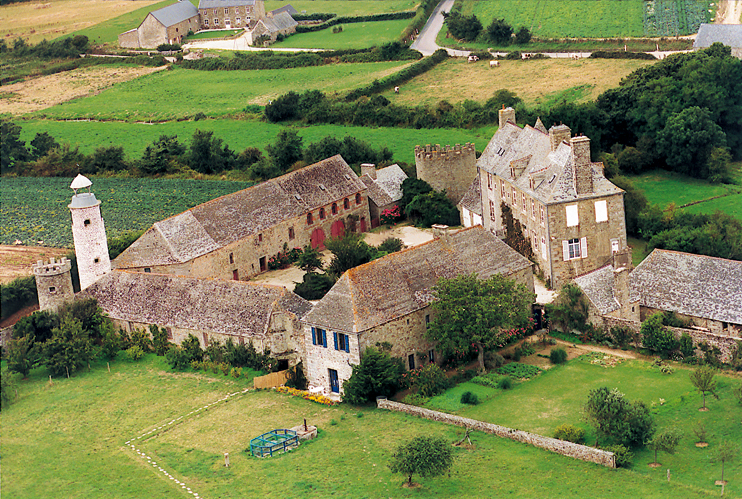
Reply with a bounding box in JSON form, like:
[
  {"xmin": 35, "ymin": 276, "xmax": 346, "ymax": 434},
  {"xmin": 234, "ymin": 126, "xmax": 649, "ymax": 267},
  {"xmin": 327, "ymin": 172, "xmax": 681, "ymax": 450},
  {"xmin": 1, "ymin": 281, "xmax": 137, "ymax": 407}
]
[
  {"xmin": 693, "ymin": 24, "xmax": 742, "ymax": 58},
  {"xmin": 458, "ymin": 173, "xmax": 482, "ymax": 228},
  {"xmin": 478, "ymin": 108, "xmax": 627, "ymax": 288},
  {"xmin": 630, "ymin": 249, "xmax": 742, "ymax": 337},
  {"xmin": 118, "ymin": 1, "xmax": 200, "ymax": 48},
  {"xmin": 81, "ymin": 270, "xmax": 312, "ymax": 367},
  {"xmin": 114, "ymin": 155, "xmax": 370, "ymax": 281},
  {"xmin": 360, "ymin": 163, "xmax": 408, "ymax": 228},
  {"xmin": 301, "ymin": 225, "xmax": 534, "ymax": 395}
]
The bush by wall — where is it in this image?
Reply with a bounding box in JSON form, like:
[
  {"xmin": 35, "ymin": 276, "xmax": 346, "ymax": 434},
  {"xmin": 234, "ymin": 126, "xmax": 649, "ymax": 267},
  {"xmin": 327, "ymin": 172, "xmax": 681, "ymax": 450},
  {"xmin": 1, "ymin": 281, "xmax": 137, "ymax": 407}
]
[{"xmin": 590, "ymin": 51, "xmax": 655, "ymax": 60}]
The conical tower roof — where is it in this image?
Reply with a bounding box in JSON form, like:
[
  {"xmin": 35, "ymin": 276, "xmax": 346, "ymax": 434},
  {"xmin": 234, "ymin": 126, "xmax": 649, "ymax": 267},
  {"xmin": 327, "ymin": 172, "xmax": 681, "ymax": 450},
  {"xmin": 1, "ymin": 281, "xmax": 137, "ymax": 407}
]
[
  {"xmin": 70, "ymin": 174, "xmax": 92, "ymax": 190},
  {"xmin": 534, "ymin": 117, "xmax": 547, "ymax": 134}
]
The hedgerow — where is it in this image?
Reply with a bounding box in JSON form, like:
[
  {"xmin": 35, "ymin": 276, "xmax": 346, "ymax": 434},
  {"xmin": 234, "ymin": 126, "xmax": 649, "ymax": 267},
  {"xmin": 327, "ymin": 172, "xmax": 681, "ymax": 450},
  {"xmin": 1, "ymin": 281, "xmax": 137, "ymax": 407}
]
[{"xmin": 295, "ymin": 11, "xmax": 415, "ymax": 33}]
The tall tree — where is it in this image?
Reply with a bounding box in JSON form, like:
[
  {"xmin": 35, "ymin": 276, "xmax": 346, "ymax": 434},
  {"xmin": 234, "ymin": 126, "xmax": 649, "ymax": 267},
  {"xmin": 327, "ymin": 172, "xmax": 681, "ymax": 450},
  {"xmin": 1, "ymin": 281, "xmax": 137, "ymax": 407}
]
[
  {"xmin": 266, "ymin": 129, "xmax": 303, "ymax": 172},
  {"xmin": 689, "ymin": 365, "xmax": 719, "ymax": 410},
  {"xmin": 1, "ymin": 120, "xmax": 29, "ymax": 172},
  {"xmin": 427, "ymin": 273, "xmax": 534, "ymax": 371},
  {"xmin": 42, "ymin": 316, "xmax": 94, "ymax": 377},
  {"xmin": 187, "ymin": 129, "xmax": 235, "ymax": 174},
  {"xmin": 389, "ymin": 436, "xmax": 454, "ymax": 486},
  {"xmin": 486, "ymin": 18, "xmax": 512, "ymax": 44}
]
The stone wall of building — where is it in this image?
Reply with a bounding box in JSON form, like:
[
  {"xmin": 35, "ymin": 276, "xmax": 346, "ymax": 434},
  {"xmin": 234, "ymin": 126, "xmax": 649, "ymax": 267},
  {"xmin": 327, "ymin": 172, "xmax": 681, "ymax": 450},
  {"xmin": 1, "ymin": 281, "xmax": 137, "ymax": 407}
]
[
  {"xmin": 200, "ymin": 2, "xmax": 265, "ymax": 29},
  {"xmin": 603, "ymin": 316, "xmax": 740, "ymax": 362},
  {"xmin": 34, "ymin": 257, "xmax": 74, "ymax": 313},
  {"xmin": 640, "ymin": 306, "xmax": 741, "ymax": 337},
  {"xmin": 304, "ymin": 325, "xmax": 360, "ymax": 393},
  {"xmin": 377, "ymin": 399, "xmax": 616, "ymax": 468},
  {"xmin": 70, "ymin": 198, "xmax": 111, "ymax": 291},
  {"xmin": 415, "ymin": 143, "xmax": 476, "ymax": 204},
  {"xmin": 164, "ymin": 16, "xmax": 201, "ymax": 45},
  {"xmin": 137, "ymin": 14, "xmax": 168, "ymax": 48},
  {"xmin": 360, "ymin": 308, "xmax": 438, "ymax": 370},
  {"xmin": 118, "ymin": 29, "xmax": 140, "ymax": 49}
]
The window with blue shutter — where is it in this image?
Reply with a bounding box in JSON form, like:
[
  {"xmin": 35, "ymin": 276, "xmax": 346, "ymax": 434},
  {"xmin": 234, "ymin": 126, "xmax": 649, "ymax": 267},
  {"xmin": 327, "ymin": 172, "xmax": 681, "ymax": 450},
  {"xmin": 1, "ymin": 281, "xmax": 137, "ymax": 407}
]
[
  {"xmin": 333, "ymin": 332, "xmax": 338, "ymax": 350},
  {"xmin": 311, "ymin": 327, "xmax": 317, "ymax": 345},
  {"xmin": 312, "ymin": 327, "xmax": 328, "ymax": 347},
  {"xmin": 321, "ymin": 328, "xmax": 327, "ymax": 348}
]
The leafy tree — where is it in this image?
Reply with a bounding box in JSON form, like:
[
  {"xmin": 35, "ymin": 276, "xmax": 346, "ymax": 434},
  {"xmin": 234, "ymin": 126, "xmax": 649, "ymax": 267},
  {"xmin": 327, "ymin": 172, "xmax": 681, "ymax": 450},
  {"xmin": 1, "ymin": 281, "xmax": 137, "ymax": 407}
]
[
  {"xmin": 693, "ymin": 421, "xmax": 708, "ymax": 444},
  {"xmin": 343, "ymin": 347, "xmax": 405, "ymax": 404},
  {"xmin": 584, "ymin": 387, "xmax": 654, "ymax": 447},
  {"xmin": 13, "ymin": 310, "xmax": 59, "ymax": 344},
  {"xmin": 640, "ymin": 312, "xmax": 679, "ymax": 357},
  {"xmin": 407, "ymin": 363, "xmax": 449, "ymax": 397},
  {"xmin": 712, "ymin": 441, "xmax": 738, "ymax": 484},
  {"xmin": 296, "ymin": 244, "xmax": 323, "ymax": 272},
  {"xmin": 236, "ymin": 147, "xmax": 263, "ymax": 169},
  {"xmin": 264, "ymin": 91, "xmax": 299, "ymax": 122},
  {"xmin": 293, "ymin": 272, "xmax": 335, "ymax": 300},
  {"xmin": 181, "ymin": 334, "xmax": 203, "ymax": 362},
  {"xmin": 706, "ymin": 146, "xmax": 732, "ymax": 184},
  {"xmin": 377, "ymin": 237, "xmax": 403, "ymax": 254},
  {"xmin": 139, "ymin": 135, "xmax": 185, "ymax": 175},
  {"xmin": 501, "ymin": 202, "xmax": 533, "ymax": 259},
  {"xmin": 486, "ymin": 18, "xmax": 513, "ymax": 44},
  {"xmin": 649, "ymin": 428, "xmax": 681, "ymax": 466},
  {"xmin": 266, "ymin": 129, "xmax": 303, "ymax": 172},
  {"xmin": 389, "ymin": 436, "xmax": 454, "ymax": 486},
  {"xmin": 400, "ymin": 177, "xmax": 433, "ymax": 211},
  {"xmin": 546, "ymin": 283, "xmax": 589, "ymax": 333},
  {"xmin": 1, "ymin": 368, "xmax": 21, "ymax": 410},
  {"xmin": 99, "ymin": 320, "xmax": 121, "ymax": 360},
  {"xmin": 6, "ymin": 336, "xmax": 35, "ymax": 377},
  {"xmin": 325, "ymin": 233, "xmax": 377, "ymax": 276},
  {"xmin": 82, "ymin": 145, "xmax": 128, "ymax": 173},
  {"xmin": 624, "ymin": 400, "xmax": 654, "ymax": 447},
  {"xmin": 689, "ymin": 365, "xmax": 719, "ymax": 410},
  {"xmin": 405, "ymin": 190, "xmax": 460, "ymax": 227},
  {"xmin": 444, "ymin": 12, "xmax": 482, "ymax": 42},
  {"xmin": 42, "ymin": 316, "xmax": 95, "ymax": 377},
  {"xmin": 187, "ymin": 129, "xmax": 236, "ymax": 174},
  {"xmin": 29, "ymin": 132, "xmax": 59, "ymax": 160},
  {"xmin": 0, "ymin": 120, "xmax": 29, "ymax": 172},
  {"xmin": 59, "ymin": 298, "xmax": 104, "ymax": 340},
  {"xmin": 514, "ymin": 26, "xmax": 531, "ymax": 45},
  {"xmin": 657, "ymin": 107, "xmax": 727, "ymax": 179},
  {"xmin": 150, "ymin": 324, "xmax": 169, "ymax": 356},
  {"xmin": 427, "ymin": 273, "xmax": 534, "ymax": 371},
  {"xmin": 679, "ymin": 332, "xmax": 695, "ymax": 359}
]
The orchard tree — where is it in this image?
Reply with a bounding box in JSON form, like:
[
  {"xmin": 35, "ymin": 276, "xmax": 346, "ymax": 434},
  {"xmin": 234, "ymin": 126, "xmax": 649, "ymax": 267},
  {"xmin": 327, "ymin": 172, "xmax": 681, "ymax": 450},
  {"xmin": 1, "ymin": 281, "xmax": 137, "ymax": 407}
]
[
  {"xmin": 712, "ymin": 441, "xmax": 738, "ymax": 485},
  {"xmin": 342, "ymin": 347, "xmax": 405, "ymax": 405},
  {"xmin": 689, "ymin": 365, "xmax": 719, "ymax": 410},
  {"xmin": 648, "ymin": 428, "xmax": 681, "ymax": 466},
  {"xmin": 427, "ymin": 273, "xmax": 534, "ymax": 371},
  {"xmin": 389, "ymin": 436, "xmax": 454, "ymax": 486}
]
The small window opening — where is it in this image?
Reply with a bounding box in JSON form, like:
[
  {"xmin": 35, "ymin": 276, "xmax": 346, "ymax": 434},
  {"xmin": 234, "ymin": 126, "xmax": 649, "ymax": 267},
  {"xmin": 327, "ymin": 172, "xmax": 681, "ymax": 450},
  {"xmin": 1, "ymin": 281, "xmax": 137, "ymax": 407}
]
[
  {"xmin": 258, "ymin": 233, "xmax": 263, "ymax": 242},
  {"xmin": 343, "ymin": 198, "xmax": 349, "ymax": 210},
  {"xmin": 84, "ymin": 219, "xmax": 91, "ymax": 226},
  {"xmin": 307, "ymin": 213, "xmax": 313, "ymax": 225},
  {"xmin": 319, "ymin": 208, "xmax": 325, "ymax": 220},
  {"xmin": 356, "ymin": 193, "xmax": 362, "ymax": 205},
  {"xmin": 94, "ymin": 257, "xmax": 100, "ymax": 264},
  {"xmin": 229, "ymin": 253, "xmax": 234, "ymax": 264},
  {"xmin": 289, "ymin": 227, "xmax": 295, "ymax": 239},
  {"xmin": 144, "ymin": 267, "xmax": 151, "ymax": 273},
  {"xmin": 332, "ymin": 203, "xmax": 338, "ymax": 215},
  {"xmin": 49, "ymin": 286, "xmax": 56, "ymax": 293}
]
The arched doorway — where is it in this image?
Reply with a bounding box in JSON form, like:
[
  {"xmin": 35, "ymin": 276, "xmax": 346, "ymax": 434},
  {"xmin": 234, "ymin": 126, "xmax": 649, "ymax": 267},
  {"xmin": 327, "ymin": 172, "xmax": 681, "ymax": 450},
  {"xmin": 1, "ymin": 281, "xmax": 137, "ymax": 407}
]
[
  {"xmin": 331, "ymin": 219, "xmax": 345, "ymax": 238},
  {"xmin": 310, "ymin": 228, "xmax": 326, "ymax": 249}
]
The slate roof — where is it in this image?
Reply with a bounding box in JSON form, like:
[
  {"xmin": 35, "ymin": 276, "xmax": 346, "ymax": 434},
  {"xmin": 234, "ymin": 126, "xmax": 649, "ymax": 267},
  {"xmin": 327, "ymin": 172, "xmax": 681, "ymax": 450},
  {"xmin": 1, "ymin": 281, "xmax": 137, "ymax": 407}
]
[
  {"xmin": 477, "ymin": 122, "xmax": 622, "ymax": 204},
  {"xmin": 150, "ymin": 2, "xmax": 199, "ymax": 27},
  {"xmin": 261, "ymin": 11, "xmax": 297, "ymax": 32},
  {"xmin": 694, "ymin": 24, "xmax": 742, "ymax": 49},
  {"xmin": 270, "ymin": 4, "xmax": 297, "ymax": 16},
  {"xmin": 80, "ymin": 270, "xmax": 312, "ymax": 339},
  {"xmin": 457, "ymin": 174, "xmax": 482, "ymax": 216},
  {"xmin": 199, "ymin": 0, "xmax": 257, "ymax": 8},
  {"xmin": 303, "ymin": 226, "xmax": 533, "ymax": 332},
  {"xmin": 630, "ymin": 249, "xmax": 742, "ymax": 325},
  {"xmin": 575, "ymin": 265, "xmax": 622, "ymax": 315},
  {"xmin": 115, "ymin": 155, "xmax": 364, "ymax": 268},
  {"xmin": 361, "ymin": 164, "xmax": 407, "ymax": 207}
]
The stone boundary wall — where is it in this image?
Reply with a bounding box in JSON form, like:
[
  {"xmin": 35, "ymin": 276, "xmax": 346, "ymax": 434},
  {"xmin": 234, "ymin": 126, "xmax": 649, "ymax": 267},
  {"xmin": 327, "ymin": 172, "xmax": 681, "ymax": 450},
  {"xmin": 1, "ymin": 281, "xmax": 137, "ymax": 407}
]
[
  {"xmin": 376, "ymin": 399, "xmax": 615, "ymax": 468},
  {"xmin": 603, "ymin": 317, "xmax": 740, "ymax": 362}
]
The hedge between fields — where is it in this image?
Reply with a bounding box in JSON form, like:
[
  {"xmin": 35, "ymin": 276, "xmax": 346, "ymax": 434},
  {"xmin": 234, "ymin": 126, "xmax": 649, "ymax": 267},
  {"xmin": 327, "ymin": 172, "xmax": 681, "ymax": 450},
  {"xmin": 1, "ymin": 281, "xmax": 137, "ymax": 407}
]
[
  {"xmin": 590, "ymin": 51, "xmax": 655, "ymax": 60},
  {"xmin": 295, "ymin": 11, "xmax": 416, "ymax": 33},
  {"xmin": 345, "ymin": 48, "xmax": 447, "ymax": 101},
  {"xmin": 292, "ymin": 13, "xmax": 337, "ymax": 22}
]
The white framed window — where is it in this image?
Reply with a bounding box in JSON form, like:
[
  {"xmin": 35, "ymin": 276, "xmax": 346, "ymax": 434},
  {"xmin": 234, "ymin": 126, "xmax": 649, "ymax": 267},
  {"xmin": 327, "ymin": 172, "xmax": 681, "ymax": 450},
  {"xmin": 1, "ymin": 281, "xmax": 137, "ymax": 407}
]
[
  {"xmin": 595, "ymin": 200, "xmax": 608, "ymax": 222},
  {"xmin": 541, "ymin": 236, "xmax": 547, "ymax": 256},
  {"xmin": 512, "ymin": 187, "xmax": 517, "ymax": 206},
  {"xmin": 611, "ymin": 239, "xmax": 620, "ymax": 253},
  {"xmin": 533, "ymin": 232, "xmax": 538, "ymax": 253},
  {"xmin": 487, "ymin": 173, "xmax": 492, "ymax": 190},
  {"xmin": 224, "ymin": 8, "xmax": 229, "ymax": 14},
  {"xmin": 500, "ymin": 180, "xmax": 506, "ymax": 199},
  {"xmin": 563, "ymin": 237, "xmax": 588, "ymax": 260},
  {"xmin": 204, "ymin": 19, "xmax": 209, "ymax": 25},
  {"xmin": 236, "ymin": 17, "xmax": 241, "ymax": 24},
  {"xmin": 531, "ymin": 200, "xmax": 536, "ymax": 220},
  {"xmin": 214, "ymin": 18, "xmax": 219, "ymax": 24},
  {"xmin": 522, "ymin": 193, "xmax": 526, "ymax": 212},
  {"xmin": 540, "ymin": 206, "xmax": 545, "ymax": 226},
  {"xmin": 489, "ymin": 200, "xmax": 495, "ymax": 221},
  {"xmin": 566, "ymin": 204, "xmax": 579, "ymax": 227}
]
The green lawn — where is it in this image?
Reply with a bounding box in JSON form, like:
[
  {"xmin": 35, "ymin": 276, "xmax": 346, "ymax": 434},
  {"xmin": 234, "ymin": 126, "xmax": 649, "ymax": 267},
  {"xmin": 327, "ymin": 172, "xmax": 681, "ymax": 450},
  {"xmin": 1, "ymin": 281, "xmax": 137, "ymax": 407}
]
[
  {"xmin": 18, "ymin": 119, "xmax": 497, "ymax": 165},
  {"xmin": 272, "ymin": 19, "xmax": 411, "ymax": 49},
  {"xmin": 184, "ymin": 29, "xmax": 243, "ymax": 41},
  {"xmin": 264, "ymin": 0, "xmax": 417, "ymax": 16},
  {"xmin": 29, "ymin": 62, "xmax": 413, "ymax": 121},
  {"xmin": 437, "ymin": 354, "xmax": 742, "ymax": 497},
  {"xmin": 1, "ymin": 354, "xmax": 721, "ymax": 498}
]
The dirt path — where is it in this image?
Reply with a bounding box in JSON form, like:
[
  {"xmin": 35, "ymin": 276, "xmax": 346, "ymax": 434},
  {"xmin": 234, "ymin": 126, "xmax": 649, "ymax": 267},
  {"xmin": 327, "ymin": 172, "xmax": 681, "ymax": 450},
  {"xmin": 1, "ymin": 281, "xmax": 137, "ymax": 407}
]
[
  {"xmin": 0, "ymin": 65, "xmax": 167, "ymax": 115},
  {"xmin": 717, "ymin": 0, "xmax": 742, "ymax": 23}
]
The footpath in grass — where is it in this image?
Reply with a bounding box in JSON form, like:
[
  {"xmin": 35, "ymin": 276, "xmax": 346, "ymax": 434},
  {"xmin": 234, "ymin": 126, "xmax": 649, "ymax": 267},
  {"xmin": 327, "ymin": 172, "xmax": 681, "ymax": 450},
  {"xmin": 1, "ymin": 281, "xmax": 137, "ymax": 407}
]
[{"xmin": 1, "ymin": 354, "xmax": 715, "ymax": 499}]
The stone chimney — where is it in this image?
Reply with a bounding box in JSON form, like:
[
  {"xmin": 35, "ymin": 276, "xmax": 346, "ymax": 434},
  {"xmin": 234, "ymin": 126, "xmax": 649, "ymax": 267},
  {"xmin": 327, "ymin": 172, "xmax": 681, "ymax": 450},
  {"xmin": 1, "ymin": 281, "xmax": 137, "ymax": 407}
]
[
  {"xmin": 549, "ymin": 124, "xmax": 571, "ymax": 152},
  {"xmin": 571, "ymin": 135, "xmax": 593, "ymax": 195},
  {"xmin": 431, "ymin": 224, "xmax": 450, "ymax": 240},
  {"xmin": 498, "ymin": 106, "xmax": 516, "ymax": 129},
  {"xmin": 361, "ymin": 163, "xmax": 376, "ymax": 180},
  {"xmin": 613, "ymin": 266, "xmax": 630, "ymax": 309}
]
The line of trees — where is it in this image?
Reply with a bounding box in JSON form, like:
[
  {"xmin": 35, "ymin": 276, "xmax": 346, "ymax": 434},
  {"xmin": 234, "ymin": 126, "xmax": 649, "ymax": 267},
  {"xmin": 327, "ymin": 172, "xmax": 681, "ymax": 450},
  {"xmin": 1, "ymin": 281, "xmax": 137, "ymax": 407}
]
[{"xmin": 444, "ymin": 7, "xmax": 531, "ymax": 46}]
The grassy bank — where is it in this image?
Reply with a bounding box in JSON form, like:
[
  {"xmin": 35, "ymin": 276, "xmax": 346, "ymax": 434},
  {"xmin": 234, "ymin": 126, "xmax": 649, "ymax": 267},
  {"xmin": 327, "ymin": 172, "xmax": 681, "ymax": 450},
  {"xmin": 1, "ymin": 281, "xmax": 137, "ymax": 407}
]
[{"xmin": 272, "ymin": 19, "xmax": 411, "ymax": 49}]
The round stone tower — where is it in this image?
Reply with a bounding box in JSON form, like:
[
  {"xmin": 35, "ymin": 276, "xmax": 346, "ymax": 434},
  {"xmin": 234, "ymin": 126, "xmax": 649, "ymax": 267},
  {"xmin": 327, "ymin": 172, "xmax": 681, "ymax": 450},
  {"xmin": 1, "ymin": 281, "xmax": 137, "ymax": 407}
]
[
  {"xmin": 33, "ymin": 257, "xmax": 75, "ymax": 312},
  {"xmin": 414, "ymin": 143, "xmax": 476, "ymax": 204},
  {"xmin": 68, "ymin": 174, "xmax": 111, "ymax": 290}
]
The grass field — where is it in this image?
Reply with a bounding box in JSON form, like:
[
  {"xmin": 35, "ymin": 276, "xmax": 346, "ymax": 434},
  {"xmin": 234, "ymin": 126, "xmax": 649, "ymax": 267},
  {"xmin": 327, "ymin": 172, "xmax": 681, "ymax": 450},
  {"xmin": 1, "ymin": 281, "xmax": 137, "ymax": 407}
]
[
  {"xmin": 29, "ymin": 62, "xmax": 412, "ymax": 121},
  {"xmin": 384, "ymin": 58, "xmax": 655, "ymax": 108},
  {"xmin": 0, "ymin": 177, "xmax": 254, "ymax": 247},
  {"xmin": 263, "ymin": 0, "xmax": 417, "ymax": 16},
  {"xmin": 272, "ymin": 19, "xmax": 411, "ymax": 49},
  {"xmin": 17, "ymin": 119, "xmax": 497, "ymax": 165},
  {"xmin": 1, "ymin": 354, "xmax": 725, "ymax": 498},
  {"xmin": 184, "ymin": 29, "xmax": 243, "ymax": 41}
]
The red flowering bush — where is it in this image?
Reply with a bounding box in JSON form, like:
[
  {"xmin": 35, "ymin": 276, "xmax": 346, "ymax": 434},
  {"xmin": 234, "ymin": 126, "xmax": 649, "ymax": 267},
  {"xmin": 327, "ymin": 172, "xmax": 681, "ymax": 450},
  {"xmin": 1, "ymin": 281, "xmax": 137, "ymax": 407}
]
[{"xmin": 380, "ymin": 205, "xmax": 402, "ymax": 225}]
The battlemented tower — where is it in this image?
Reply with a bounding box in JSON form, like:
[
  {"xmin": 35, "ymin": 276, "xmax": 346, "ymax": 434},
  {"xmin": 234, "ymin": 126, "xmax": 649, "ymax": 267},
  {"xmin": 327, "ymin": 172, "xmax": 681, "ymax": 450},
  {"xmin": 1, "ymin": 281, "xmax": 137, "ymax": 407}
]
[
  {"xmin": 33, "ymin": 257, "xmax": 74, "ymax": 312},
  {"xmin": 414, "ymin": 143, "xmax": 476, "ymax": 204},
  {"xmin": 68, "ymin": 174, "xmax": 111, "ymax": 290}
]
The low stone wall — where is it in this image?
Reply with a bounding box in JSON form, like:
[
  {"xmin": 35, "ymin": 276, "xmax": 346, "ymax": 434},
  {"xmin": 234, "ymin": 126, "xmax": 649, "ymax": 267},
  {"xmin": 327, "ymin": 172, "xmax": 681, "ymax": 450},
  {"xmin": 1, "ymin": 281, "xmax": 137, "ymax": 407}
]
[
  {"xmin": 603, "ymin": 317, "xmax": 740, "ymax": 362},
  {"xmin": 377, "ymin": 399, "xmax": 615, "ymax": 468}
]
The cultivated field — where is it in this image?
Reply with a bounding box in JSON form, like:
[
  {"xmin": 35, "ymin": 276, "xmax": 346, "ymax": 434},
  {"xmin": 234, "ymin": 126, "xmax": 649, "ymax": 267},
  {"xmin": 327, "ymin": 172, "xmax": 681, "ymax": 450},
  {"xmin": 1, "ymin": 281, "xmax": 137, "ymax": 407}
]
[
  {"xmin": 0, "ymin": 245, "xmax": 68, "ymax": 283},
  {"xmin": 0, "ymin": 0, "xmax": 166, "ymax": 45},
  {"xmin": 29, "ymin": 62, "xmax": 413, "ymax": 121},
  {"xmin": 271, "ymin": 19, "xmax": 411, "ymax": 49},
  {"xmin": 0, "ymin": 354, "xmax": 723, "ymax": 498},
  {"xmin": 17, "ymin": 119, "xmax": 496, "ymax": 165},
  {"xmin": 263, "ymin": 0, "xmax": 417, "ymax": 16},
  {"xmin": 384, "ymin": 58, "xmax": 656, "ymax": 108}
]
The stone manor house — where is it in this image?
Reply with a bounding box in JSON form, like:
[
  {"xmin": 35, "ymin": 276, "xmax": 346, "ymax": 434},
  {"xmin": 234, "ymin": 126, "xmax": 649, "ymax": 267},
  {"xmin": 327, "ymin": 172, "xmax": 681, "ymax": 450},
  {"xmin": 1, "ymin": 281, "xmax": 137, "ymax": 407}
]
[{"xmin": 118, "ymin": 0, "xmax": 297, "ymax": 48}]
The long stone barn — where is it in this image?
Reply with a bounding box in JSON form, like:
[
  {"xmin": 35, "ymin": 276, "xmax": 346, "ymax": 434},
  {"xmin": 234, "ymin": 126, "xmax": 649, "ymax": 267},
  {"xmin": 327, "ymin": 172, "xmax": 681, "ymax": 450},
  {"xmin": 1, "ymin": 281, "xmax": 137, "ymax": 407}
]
[
  {"xmin": 114, "ymin": 155, "xmax": 371, "ymax": 281},
  {"xmin": 301, "ymin": 225, "xmax": 535, "ymax": 396},
  {"xmin": 81, "ymin": 269, "xmax": 312, "ymax": 367}
]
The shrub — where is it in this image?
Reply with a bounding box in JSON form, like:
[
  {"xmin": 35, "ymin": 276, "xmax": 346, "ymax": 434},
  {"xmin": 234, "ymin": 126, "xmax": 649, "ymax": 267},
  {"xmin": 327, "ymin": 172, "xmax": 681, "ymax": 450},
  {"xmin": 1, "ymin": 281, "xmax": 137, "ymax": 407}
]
[
  {"xmin": 484, "ymin": 351, "xmax": 505, "ymax": 369},
  {"xmin": 678, "ymin": 332, "xmax": 694, "ymax": 358},
  {"xmin": 550, "ymin": 347, "xmax": 568, "ymax": 364},
  {"xmin": 460, "ymin": 391, "xmax": 479, "ymax": 405},
  {"xmin": 285, "ymin": 362, "xmax": 308, "ymax": 390},
  {"xmin": 641, "ymin": 312, "xmax": 679, "ymax": 357},
  {"xmin": 403, "ymin": 393, "xmax": 430, "ymax": 406},
  {"xmin": 377, "ymin": 237, "xmax": 404, "ymax": 254},
  {"xmin": 0, "ymin": 276, "xmax": 38, "ymax": 320},
  {"xmin": 553, "ymin": 424, "xmax": 585, "ymax": 444},
  {"xmin": 496, "ymin": 362, "xmax": 541, "ymax": 379},
  {"xmin": 126, "ymin": 345, "xmax": 144, "ymax": 361},
  {"xmin": 604, "ymin": 444, "xmax": 633, "ymax": 467},
  {"xmin": 407, "ymin": 364, "xmax": 450, "ymax": 397},
  {"xmin": 130, "ymin": 328, "xmax": 151, "ymax": 352},
  {"xmin": 343, "ymin": 347, "xmax": 405, "ymax": 405},
  {"xmin": 497, "ymin": 377, "xmax": 512, "ymax": 390}
]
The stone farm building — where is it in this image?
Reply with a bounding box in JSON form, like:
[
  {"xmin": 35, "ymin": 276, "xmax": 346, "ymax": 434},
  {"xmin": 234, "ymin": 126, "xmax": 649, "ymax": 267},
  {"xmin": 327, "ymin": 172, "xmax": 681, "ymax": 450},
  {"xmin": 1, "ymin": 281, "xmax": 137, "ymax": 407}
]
[
  {"xmin": 113, "ymin": 155, "xmax": 370, "ymax": 280},
  {"xmin": 360, "ymin": 163, "xmax": 408, "ymax": 228},
  {"xmin": 693, "ymin": 24, "xmax": 742, "ymax": 58},
  {"xmin": 81, "ymin": 270, "xmax": 311, "ymax": 366},
  {"xmin": 119, "ymin": 0, "xmax": 297, "ymax": 49},
  {"xmin": 457, "ymin": 172, "xmax": 482, "ymax": 228},
  {"xmin": 301, "ymin": 225, "xmax": 534, "ymax": 395},
  {"xmin": 478, "ymin": 108, "xmax": 627, "ymax": 288}
]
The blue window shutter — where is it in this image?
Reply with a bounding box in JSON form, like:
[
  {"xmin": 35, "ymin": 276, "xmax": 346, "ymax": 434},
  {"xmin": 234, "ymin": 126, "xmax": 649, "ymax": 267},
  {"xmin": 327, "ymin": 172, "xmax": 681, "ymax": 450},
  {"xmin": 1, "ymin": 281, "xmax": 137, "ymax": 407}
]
[
  {"xmin": 345, "ymin": 335, "xmax": 350, "ymax": 353},
  {"xmin": 333, "ymin": 332, "xmax": 338, "ymax": 350},
  {"xmin": 311, "ymin": 327, "xmax": 316, "ymax": 346},
  {"xmin": 322, "ymin": 330, "xmax": 327, "ymax": 348}
]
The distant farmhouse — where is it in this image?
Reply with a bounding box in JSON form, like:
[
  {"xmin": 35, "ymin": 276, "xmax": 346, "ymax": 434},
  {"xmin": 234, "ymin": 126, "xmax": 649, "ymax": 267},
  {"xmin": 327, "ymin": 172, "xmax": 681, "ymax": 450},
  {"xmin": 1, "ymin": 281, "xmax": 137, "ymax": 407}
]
[
  {"xmin": 301, "ymin": 225, "xmax": 534, "ymax": 394},
  {"xmin": 119, "ymin": 0, "xmax": 297, "ymax": 49},
  {"xmin": 114, "ymin": 155, "xmax": 370, "ymax": 281},
  {"xmin": 693, "ymin": 24, "xmax": 742, "ymax": 58}
]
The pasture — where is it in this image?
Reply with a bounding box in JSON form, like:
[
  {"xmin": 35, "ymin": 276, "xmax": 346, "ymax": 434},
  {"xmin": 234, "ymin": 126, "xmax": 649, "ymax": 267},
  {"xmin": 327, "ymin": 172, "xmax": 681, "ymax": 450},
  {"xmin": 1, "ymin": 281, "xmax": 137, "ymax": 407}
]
[
  {"xmin": 263, "ymin": 0, "xmax": 417, "ymax": 16},
  {"xmin": 0, "ymin": 354, "xmax": 720, "ymax": 498},
  {"xmin": 272, "ymin": 19, "xmax": 411, "ymax": 49},
  {"xmin": 17, "ymin": 119, "xmax": 496, "ymax": 165},
  {"xmin": 29, "ymin": 62, "xmax": 413, "ymax": 121},
  {"xmin": 384, "ymin": 58, "xmax": 656, "ymax": 108}
]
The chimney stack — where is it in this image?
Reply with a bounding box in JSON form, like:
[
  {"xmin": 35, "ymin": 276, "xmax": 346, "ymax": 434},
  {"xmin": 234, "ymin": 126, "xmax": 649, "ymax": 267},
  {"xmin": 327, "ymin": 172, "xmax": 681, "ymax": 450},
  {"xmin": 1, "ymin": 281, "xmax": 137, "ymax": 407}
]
[
  {"xmin": 549, "ymin": 124, "xmax": 571, "ymax": 152},
  {"xmin": 498, "ymin": 106, "xmax": 516, "ymax": 129},
  {"xmin": 432, "ymin": 224, "xmax": 450, "ymax": 240},
  {"xmin": 361, "ymin": 163, "xmax": 376, "ymax": 180},
  {"xmin": 571, "ymin": 135, "xmax": 593, "ymax": 194}
]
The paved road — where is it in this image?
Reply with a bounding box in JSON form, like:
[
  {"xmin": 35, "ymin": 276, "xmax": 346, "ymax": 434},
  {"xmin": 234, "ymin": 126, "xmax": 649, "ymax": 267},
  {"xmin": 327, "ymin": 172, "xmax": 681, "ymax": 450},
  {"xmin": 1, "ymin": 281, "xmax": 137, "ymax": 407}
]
[{"xmin": 410, "ymin": 0, "xmax": 458, "ymax": 56}]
